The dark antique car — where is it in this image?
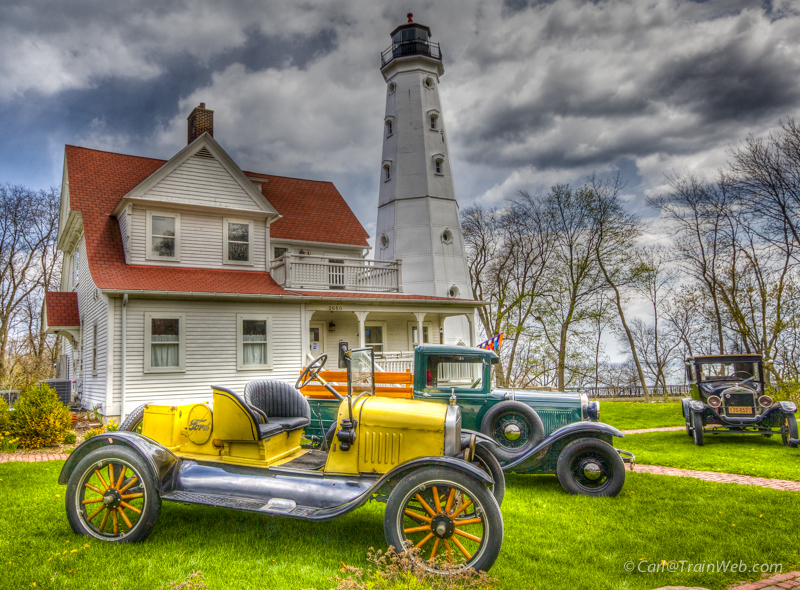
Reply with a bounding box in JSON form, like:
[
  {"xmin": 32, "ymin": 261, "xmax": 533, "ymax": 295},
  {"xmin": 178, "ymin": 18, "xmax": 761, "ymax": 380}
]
[
  {"xmin": 682, "ymin": 354, "xmax": 798, "ymax": 447},
  {"xmin": 301, "ymin": 344, "xmax": 634, "ymax": 497}
]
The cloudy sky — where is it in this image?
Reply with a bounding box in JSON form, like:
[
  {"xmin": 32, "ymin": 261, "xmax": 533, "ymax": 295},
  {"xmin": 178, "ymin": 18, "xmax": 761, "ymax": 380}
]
[{"xmin": 2, "ymin": 0, "xmax": 799, "ymax": 243}]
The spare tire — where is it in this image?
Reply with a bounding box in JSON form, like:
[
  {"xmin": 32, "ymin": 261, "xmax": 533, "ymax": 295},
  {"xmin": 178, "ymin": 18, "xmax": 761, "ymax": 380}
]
[
  {"xmin": 119, "ymin": 404, "xmax": 147, "ymax": 434},
  {"xmin": 479, "ymin": 401, "xmax": 545, "ymax": 463}
]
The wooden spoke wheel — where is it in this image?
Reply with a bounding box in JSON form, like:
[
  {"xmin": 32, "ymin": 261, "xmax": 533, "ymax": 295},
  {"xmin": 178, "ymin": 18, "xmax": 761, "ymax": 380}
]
[
  {"xmin": 384, "ymin": 467, "xmax": 503, "ymax": 573},
  {"xmin": 66, "ymin": 447, "xmax": 160, "ymax": 543}
]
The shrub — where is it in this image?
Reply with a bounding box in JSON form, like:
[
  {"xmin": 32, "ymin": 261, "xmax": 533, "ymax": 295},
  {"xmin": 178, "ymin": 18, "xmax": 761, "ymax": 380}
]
[
  {"xmin": 10, "ymin": 383, "xmax": 72, "ymax": 449},
  {"xmin": 63, "ymin": 431, "xmax": 77, "ymax": 444},
  {"xmin": 83, "ymin": 426, "xmax": 105, "ymax": 440},
  {"xmin": 0, "ymin": 399, "xmax": 11, "ymax": 432},
  {"xmin": 0, "ymin": 432, "xmax": 20, "ymax": 452}
]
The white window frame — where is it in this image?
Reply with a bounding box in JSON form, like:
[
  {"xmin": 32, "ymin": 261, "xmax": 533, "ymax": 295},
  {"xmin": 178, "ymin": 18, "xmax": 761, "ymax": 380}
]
[
  {"xmin": 223, "ymin": 218, "xmax": 254, "ymax": 266},
  {"xmin": 432, "ymin": 153, "xmax": 445, "ymax": 176},
  {"xmin": 146, "ymin": 210, "xmax": 181, "ymax": 262},
  {"xmin": 385, "ymin": 116, "xmax": 394, "ymax": 138},
  {"xmin": 237, "ymin": 313, "xmax": 273, "ymax": 371},
  {"xmin": 91, "ymin": 323, "xmax": 98, "ymax": 377},
  {"xmin": 427, "ymin": 109, "xmax": 440, "ymax": 131},
  {"xmin": 408, "ymin": 321, "xmax": 435, "ymax": 348},
  {"xmin": 383, "ymin": 161, "xmax": 392, "ymax": 182},
  {"xmin": 364, "ymin": 321, "xmax": 388, "ymax": 355},
  {"xmin": 144, "ymin": 312, "xmax": 186, "ymax": 373}
]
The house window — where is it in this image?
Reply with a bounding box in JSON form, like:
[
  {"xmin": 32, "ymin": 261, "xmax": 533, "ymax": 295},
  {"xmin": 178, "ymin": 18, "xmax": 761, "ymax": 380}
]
[
  {"xmin": 91, "ymin": 324, "xmax": 98, "ymax": 377},
  {"xmin": 224, "ymin": 218, "xmax": 252, "ymax": 264},
  {"xmin": 237, "ymin": 314, "xmax": 272, "ymax": 370},
  {"xmin": 364, "ymin": 324, "xmax": 386, "ymax": 354},
  {"xmin": 147, "ymin": 211, "xmax": 180, "ymax": 261},
  {"xmin": 274, "ymin": 247, "xmax": 288, "ymax": 259},
  {"xmin": 145, "ymin": 313, "xmax": 185, "ymax": 373}
]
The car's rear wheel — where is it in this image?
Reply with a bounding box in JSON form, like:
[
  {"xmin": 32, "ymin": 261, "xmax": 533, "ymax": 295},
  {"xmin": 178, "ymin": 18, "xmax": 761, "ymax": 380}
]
[
  {"xmin": 555, "ymin": 438, "xmax": 625, "ymax": 497},
  {"xmin": 384, "ymin": 467, "xmax": 503, "ymax": 574},
  {"xmin": 781, "ymin": 413, "xmax": 798, "ymax": 448},
  {"xmin": 692, "ymin": 412, "xmax": 704, "ymax": 446},
  {"xmin": 65, "ymin": 447, "xmax": 160, "ymax": 543},
  {"xmin": 119, "ymin": 405, "xmax": 146, "ymax": 434},
  {"xmin": 479, "ymin": 401, "xmax": 544, "ymax": 463}
]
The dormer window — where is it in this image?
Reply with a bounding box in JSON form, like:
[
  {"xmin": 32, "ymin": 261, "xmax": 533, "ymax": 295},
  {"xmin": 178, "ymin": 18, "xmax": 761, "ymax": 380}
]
[
  {"xmin": 147, "ymin": 211, "xmax": 180, "ymax": 261},
  {"xmin": 225, "ymin": 218, "xmax": 253, "ymax": 265}
]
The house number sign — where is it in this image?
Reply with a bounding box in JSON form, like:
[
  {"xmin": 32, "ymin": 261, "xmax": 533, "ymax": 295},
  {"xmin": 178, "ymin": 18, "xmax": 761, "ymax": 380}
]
[{"xmin": 328, "ymin": 305, "xmax": 343, "ymax": 311}]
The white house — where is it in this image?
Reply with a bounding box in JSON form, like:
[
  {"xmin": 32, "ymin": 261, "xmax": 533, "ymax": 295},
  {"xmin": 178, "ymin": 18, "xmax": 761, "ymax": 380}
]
[{"xmin": 44, "ymin": 17, "xmax": 479, "ymax": 421}]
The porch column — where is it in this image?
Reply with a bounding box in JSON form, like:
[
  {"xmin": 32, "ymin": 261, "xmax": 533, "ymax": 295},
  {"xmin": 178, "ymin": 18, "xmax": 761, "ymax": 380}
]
[
  {"xmin": 354, "ymin": 311, "xmax": 369, "ymax": 349},
  {"xmin": 465, "ymin": 313, "xmax": 475, "ymax": 347},
  {"xmin": 413, "ymin": 312, "xmax": 426, "ymax": 348},
  {"xmin": 300, "ymin": 302, "xmax": 309, "ymax": 365}
]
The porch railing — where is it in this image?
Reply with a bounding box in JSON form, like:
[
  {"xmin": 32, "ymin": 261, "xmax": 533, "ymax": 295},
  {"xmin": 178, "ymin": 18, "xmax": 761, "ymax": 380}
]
[{"xmin": 271, "ymin": 254, "xmax": 402, "ymax": 292}]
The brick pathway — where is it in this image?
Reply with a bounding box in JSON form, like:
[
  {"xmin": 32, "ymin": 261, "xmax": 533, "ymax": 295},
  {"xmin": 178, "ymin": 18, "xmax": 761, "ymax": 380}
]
[
  {"xmin": 0, "ymin": 453, "xmax": 69, "ymax": 463},
  {"xmin": 629, "ymin": 464, "xmax": 800, "ymax": 492},
  {"xmin": 727, "ymin": 570, "xmax": 800, "ymax": 589},
  {"xmin": 622, "ymin": 426, "xmax": 685, "ymax": 434}
]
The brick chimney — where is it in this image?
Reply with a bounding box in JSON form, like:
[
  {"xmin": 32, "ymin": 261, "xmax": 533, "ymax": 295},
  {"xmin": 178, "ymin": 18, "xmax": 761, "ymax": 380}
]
[{"xmin": 187, "ymin": 103, "xmax": 213, "ymax": 144}]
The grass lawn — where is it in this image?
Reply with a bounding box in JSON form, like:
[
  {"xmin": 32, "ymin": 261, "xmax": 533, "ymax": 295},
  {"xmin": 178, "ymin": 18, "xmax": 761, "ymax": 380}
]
[
  {"xmin": 2, "ymin": 460, "xmax": 800, "ymax": 590},
  {"xmin": 622, "ymin": 430, "xmax": 800, "ymax": 481},
  {"xmin": 600, "ymin": 401, "xmax": 684, "ymax": 430}
]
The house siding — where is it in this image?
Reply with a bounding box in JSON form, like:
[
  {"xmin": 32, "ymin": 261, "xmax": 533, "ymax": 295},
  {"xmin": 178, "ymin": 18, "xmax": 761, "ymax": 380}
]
[
  {"xmin": 115, "ymin": 298, "xmax": 303, "ymax": 413},
  {"xmin": 145, "ymin": 153, "xmax": 264, "ymax": 211},
  {"xmin": 128, "ymin": 205, "xmax": 269, "ymax": 271}
]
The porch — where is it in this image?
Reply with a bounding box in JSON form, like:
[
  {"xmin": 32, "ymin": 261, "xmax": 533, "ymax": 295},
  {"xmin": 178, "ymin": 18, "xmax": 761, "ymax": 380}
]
[{"xmin": 300, "ymin": 305, "xmax": 477, "ymax": 374}]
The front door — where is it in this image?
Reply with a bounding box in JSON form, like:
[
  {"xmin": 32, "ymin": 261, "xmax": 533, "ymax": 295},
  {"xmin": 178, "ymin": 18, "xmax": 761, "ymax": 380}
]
[{"xmin": 309, "ymin": 321, "xmax": 325, "ymax": 358}]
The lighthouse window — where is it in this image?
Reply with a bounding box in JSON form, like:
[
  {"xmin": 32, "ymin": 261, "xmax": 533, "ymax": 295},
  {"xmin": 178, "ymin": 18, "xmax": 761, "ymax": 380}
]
[
  {"xmin": 429, "ymin": 115, "xmax": 437, "ymax": 129},
  {"xmin": 435, "ymin": 159, "xmax": 443, "ymax": 175},
  {"xmin": 386, "ymin": 120, "xmax": 393, "ymax": 137},
  {"xmin": 384, "ymin": 163, "xmax": 391, "ymax": 182}
]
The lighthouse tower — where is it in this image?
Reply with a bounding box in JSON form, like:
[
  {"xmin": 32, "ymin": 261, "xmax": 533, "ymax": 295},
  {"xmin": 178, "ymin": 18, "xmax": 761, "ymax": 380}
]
[{"xmin": 376, "ymin": 15, "xmax": 471, "ymax": 327}]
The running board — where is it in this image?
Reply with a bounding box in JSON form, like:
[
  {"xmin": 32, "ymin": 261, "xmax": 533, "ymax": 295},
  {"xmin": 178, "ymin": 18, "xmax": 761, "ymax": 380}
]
[{"xmin": 162, "ymin": 490, "xmax": 322, "ymax": 518}]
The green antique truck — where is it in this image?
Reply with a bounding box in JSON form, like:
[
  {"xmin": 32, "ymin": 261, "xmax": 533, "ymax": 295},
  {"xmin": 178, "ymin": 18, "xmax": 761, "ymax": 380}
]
[{"xmin": 299, "ymin": 344, "xmax": 634, "ymax": 497}]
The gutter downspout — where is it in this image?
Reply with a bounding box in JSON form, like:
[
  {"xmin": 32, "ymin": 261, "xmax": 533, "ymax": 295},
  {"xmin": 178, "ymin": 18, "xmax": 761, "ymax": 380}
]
[{"xmin": 120, "ymin": 294, "xmax": 128, "ymax": 420}]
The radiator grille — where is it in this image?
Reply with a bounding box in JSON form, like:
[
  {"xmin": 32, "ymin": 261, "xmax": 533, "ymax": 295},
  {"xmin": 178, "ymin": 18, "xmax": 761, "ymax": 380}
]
[{"xmin": 536, "ymin": 410, "xmax": 581, "ymax": 435}]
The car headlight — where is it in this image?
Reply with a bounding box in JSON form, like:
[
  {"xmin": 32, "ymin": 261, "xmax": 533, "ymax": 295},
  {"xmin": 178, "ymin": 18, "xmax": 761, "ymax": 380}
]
[
  {"xmin": 689, "ymin": 400, "xmax": 705, "ymax": 412},
  {"xmin": 587, "ymin": 400, "xmax": 600, "ymax": 421},
  {"xmin": 758, "ymin": 395, "xmax": 773, "ymax": 408},
  {"xmin": 707, "ymin": 395, "xmax": 722, "ymax": 408},
  {"xmin": 444, "ymin": 405, "xmax": 461, "ymax": 456}
]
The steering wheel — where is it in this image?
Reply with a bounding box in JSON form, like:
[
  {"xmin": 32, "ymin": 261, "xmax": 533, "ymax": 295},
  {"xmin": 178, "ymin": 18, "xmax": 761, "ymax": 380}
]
[
  {"xmin": 296, "ymin": 354, "xmax": 328, "ymax": 389},
  {"xmin": 731, "ymin": 371, "xmax": 752, "ymax": 380}
]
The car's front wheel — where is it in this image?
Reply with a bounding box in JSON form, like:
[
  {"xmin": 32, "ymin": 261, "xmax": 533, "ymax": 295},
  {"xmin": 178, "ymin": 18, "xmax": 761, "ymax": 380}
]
[
  {"xmin": 692, "ymin": 412, "xmax": 704, "ymax": 446},
  {"xmin": 781, "ymin": 413, "xmax": 798, "ymax": 448},
  {"xmin": 384, "ymin": 466, "xmax": 503, "ymax": 574},
  {"xmin": 555, "ymin": 438, "xmax": 625, "ymax": 497},
  {"xmin": 65, "ymin": 446, "xmax": 160, "ymax": 542}
]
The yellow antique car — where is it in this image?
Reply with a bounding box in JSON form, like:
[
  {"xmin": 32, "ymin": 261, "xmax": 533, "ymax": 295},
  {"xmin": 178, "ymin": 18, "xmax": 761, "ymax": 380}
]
[{"xmin": 59, "ymin": 346, "xmax": 504, "ymax": 573}]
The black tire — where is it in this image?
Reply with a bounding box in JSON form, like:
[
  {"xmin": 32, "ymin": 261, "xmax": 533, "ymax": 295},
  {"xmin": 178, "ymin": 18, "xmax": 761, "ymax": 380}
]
[
  {"xmin": 471, "ymin": 445, "xmax": 505, "ymax": 506},
  {"xmin": 322, "ymin": 422, "xmax": 337, "ymax": 451},
  {"xmin": 555, "ymin": 438, "xmax": 626, "ymax": 497},
  {"xmin": 685, "ymin": 418, "xmax": 693, "ymax": 437},
  {"xmin": 119, "ymin": 404, "xmax": 146, "ymax": 434},
  {"xmin": 66, "ymin": 446, "xmax": 160, "ymax": 543},
  {"xmin": 692, "ymin": 412, "xmax": 704, "ymax": 446},
  {"xmin": 384, "ymin": 466, "xmax": 503, "ymax": 573},
  {"xmin": 781, "ymin": 413, "xmax": 798, "ymax": 448},
  {"xmin": 479, "ymin": 401, "xmax": 545, "ymax": 463}
]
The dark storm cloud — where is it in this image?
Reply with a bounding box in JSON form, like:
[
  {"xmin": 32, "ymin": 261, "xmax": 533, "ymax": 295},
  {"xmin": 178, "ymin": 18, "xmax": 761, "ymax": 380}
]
[{"xmin": 2, "ymin": 0, "xmax": 800, "ymax": 231}]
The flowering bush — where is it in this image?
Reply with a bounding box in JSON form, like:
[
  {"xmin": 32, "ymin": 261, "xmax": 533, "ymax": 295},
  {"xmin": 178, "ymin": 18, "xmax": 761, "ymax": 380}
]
[
  {"xmin": 106, "ymin": 420, "xmax": 119, "ymax": 432},
  {"xmin": 11, "ymin": 383, "xmax": 72, "ymax": 449},
  {"xmin": 83, "ymin": 426, "xmax": 105, "ymax": 440},
  {"xmin": 0, "ymin": 432, "xmax": 20, "ymax": 452}
]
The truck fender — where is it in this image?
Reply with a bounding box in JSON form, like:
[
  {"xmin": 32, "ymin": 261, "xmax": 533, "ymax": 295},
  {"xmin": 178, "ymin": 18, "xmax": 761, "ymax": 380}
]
[
  {"xmin": 761, "ymin": 401, "xmax": 798, "ymax": 420},
  {"xmin": 460, "ymin": 429, "xmax": 497, "ymax": 449},
  {"xmin": 58, "ymin": 431, "xmax": 178, "ymax": 491},
  {"xmin": 501, "ymin": 421, "xmax": 626, "ymax": 472},
  {"xmin": 681, "ymin": 397, "xmax": 691, "ymax": 419},
  {"xmin": 379, "ymin": 455, "xmax": 494, "ymax": 487}
]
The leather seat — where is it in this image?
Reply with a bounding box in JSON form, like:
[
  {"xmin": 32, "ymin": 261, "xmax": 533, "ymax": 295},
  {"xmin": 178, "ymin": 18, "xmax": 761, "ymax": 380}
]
[
  {"xmin": 212, "ymin": 385, "xmax": 278, "ymax": 441},
  {"xmin": 244, "ymin": 380, "xmax": 311, "ymax": 433}
]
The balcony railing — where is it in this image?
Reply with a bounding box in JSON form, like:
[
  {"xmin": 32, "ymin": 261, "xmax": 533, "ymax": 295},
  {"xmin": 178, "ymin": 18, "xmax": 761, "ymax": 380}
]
[
  {"xmin": 381, "ymin": 41, "xmax": 442, "ymax": 67},
  {"xmin": 271, "ymin": 254, "xmax": 402, "ymax": 292}
]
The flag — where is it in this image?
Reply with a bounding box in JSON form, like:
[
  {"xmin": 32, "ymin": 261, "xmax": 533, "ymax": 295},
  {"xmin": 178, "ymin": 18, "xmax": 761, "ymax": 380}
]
[{"xmin": 478, "ymin": 333, "xmax": 503, "ymax": 352}]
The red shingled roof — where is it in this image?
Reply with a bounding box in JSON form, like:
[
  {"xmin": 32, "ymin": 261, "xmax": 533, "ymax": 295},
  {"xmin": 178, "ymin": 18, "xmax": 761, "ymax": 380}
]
[
  {"xmin": 45, "ymin": 291, "xmax": 80, "ymax": 327},
  {"xmin": 245, "ymin": 172, "xmax": 369, "ymax": 247},
  {"xmin": 63, "ymin": 145, "xmax": 370, "ymax": 295}
]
